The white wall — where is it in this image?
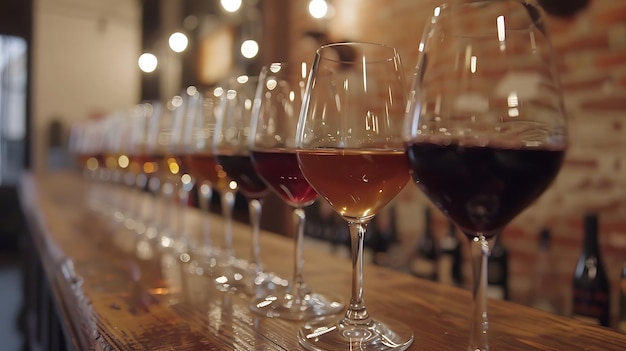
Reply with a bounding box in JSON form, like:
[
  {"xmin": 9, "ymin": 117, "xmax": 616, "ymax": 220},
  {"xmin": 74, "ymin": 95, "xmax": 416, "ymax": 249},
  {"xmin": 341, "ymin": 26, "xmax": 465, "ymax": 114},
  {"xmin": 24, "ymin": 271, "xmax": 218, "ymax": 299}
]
[{"xmin": 33, "ymin": 0, "xmax": 142, "ymax": 172}]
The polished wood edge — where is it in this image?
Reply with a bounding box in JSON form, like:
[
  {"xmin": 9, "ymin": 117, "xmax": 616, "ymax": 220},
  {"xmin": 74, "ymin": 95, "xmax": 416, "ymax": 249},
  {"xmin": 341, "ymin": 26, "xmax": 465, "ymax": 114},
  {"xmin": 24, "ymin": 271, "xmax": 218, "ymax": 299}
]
[{"xmin": 18, "ymin": 173, "xmax": 104, "ymax": 351}]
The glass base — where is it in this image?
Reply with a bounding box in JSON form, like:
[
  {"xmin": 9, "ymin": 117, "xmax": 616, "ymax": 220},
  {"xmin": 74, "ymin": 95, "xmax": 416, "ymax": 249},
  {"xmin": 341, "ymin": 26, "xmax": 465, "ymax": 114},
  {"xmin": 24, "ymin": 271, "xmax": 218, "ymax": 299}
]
[
  {"xmin": 246, "ymin": 266, "xmax": 288, "ymax": 297},
  {"xmin": 213, "ymin": 255, "xmax": 250, "ymax": 293},
  {"xmin": 214, "ymin": 259, "xmax": 287, "ymax": 295},
  {"xmin": 250, "ymin": 290, "xmax": 344, "ymax": 321},
  {"xmin": 298, "ymin": 315, "xmax": 414, "ymax": 351}
]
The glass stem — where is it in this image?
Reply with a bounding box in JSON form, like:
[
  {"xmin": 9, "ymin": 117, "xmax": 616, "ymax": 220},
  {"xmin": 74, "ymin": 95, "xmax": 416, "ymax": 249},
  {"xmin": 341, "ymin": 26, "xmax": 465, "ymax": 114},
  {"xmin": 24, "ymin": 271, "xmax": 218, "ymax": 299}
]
[
  {"xmin": 220, "ymin": 190, "xmax": 236, "ymax": 257},
  {"xmin": 122, "ymin": 171, "xmax": 136, "ymax": 222},
  {"xmin": 161, "ymin": 181, "xmax": 174, "ymax": 240},
  {"xmin": 291, "ymin": 207, "xmax": 308, "ymax": 296},
  {"xmin": 344, "ymin": 222, "xmax": 371, "ymax": 324},
  {"xmin": 248, "ymin": 198, "xmax": 264, "ymax": 272},
  {"xmin": 467, "ymin": 233, "xmax": 492, "ymax": 351},
  {"xmin": 133, "ymin": 173, "xmax": 148, "ymax": 232},
  {"xmin": 197, "ymin": 182, "xmax": 213, "ymax": 252},
  {"xmin": 147, "ymin": 176, "xmax": 161, "ymax": 239},
  {"xmin": 175, "ymin": 186, "xmax": 190, "ymax": 252}
]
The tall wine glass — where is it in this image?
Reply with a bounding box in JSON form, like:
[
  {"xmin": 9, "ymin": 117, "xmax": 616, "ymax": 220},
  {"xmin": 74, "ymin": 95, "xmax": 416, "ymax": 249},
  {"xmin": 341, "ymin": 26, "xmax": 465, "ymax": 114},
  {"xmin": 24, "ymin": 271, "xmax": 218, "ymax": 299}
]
[
  {"xmin": 183, "ymin": 86, "xmax": 232, "ymax": 271},
  {"xmin": 213, "ymin": 75, "xmax": 280, "ymax": 294},
  {"xmin": 136, "ymin": 101, "xmax": 164, "ymax": 242},
  {"xmin": 174, "ymin": 87, "xmax": 207, "ymax": 258},
  {"xmin": 248, "ymin": 62, "xmax": 344, "ymax": 320},
  {"xmin": 162, "ymin": 90, "xmax": 196, "ymax": 255},
  {"xmin": 151, "ymin": 97, "xmax": 187, "ymax": 249},
  {"xmin": 125, "ymin": 102, "xmax": 159, "ymax": 237},
  {"xmin": 404, "ymin": 2, "xmax": 567, "ymax": 350},
  {"xmin": 69, "ymin": 118, "xmax": 102, "ymax": 178},
  {"xmin": 296, "ymin": 42, "xmax": 413, "ymax": 350}
]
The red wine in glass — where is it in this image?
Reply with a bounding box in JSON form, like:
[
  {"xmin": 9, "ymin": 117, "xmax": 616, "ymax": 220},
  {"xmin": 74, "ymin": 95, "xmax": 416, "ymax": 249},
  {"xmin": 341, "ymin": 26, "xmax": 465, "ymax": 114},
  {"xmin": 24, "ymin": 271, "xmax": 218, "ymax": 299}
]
[
  {"xmin": 251, "ymin": 149, "xmax": 318, "ymax": 207},
  {"xmin": 406, "ymin": 141, "xmax": 565, "ymax": 237},
  {"xmin": 215, "ymin": 153, "xmax": 276, "ymax": 294},
  {"xmin": 216, "ymin": 154, "xmax": 270, "ymax": 200}
]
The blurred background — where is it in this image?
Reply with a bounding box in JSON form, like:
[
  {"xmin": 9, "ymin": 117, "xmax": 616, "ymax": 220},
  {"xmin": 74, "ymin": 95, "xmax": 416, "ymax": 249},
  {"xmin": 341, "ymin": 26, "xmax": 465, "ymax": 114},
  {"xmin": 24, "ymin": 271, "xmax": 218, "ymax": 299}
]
[{"xmin": 0, "ymin": 0, "xmax": 626, "ymax": 349}]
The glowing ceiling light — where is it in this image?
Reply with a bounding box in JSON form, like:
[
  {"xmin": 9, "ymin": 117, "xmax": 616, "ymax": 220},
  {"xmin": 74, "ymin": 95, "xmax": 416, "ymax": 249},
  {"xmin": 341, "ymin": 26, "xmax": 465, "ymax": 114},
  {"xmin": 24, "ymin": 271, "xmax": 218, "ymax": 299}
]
[
  {"xmin": 168, "ymin": 32, "xmax": 188, "ymax": 53},
  {"xmin": 221, "ymin": 0, "xmax": 242, "ymax": 13},
  {"xmin": 241, "ymin": 39, "xmax": 259, "ymax": 59},
  {"xmin": 309, "ymin": 0, "xmax": 328, "ymax": 19},
  {"xmin": 138, "ymin": 53, "xmax": 158, "ymax": 73}
]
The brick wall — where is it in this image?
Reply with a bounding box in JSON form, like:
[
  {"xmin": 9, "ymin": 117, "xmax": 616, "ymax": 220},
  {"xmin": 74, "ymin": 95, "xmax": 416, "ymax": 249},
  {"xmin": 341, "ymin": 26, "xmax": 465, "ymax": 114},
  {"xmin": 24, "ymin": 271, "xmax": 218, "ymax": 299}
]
[{"xmin": 287, "ymin": 0, "xmax": 626, "ymax": 325}]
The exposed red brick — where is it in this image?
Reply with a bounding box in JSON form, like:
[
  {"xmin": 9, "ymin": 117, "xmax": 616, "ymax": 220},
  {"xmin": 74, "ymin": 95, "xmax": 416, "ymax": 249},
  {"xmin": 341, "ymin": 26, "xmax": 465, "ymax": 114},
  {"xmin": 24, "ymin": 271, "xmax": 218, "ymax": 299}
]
[
  {"xmin": 613, "ymin": 120, "xmax": 623, "ymax": 131},
  {"xmin": 591, "ymin": 200, "xmax": 626, "ymax": 214},
  {"xmin": 593, "ymin": 3, "xmax": 626, "ymax": 27},
  {"xmin": 618, "ymin": 75, "xmax": 626, "ymax": 88},
  {"xmin": 502, "ymin": 226, "xmax": 527, "ymax": 240},
  {"xmin": 580, "ymin": 96, "xmax": 626, "ymax": 111},
  {"xmin": 594, "ymin": 52, "xmax": 626, "ymax": 69},
  {"xmin": 563, "ymin": 158, "xmax": 598, "ymax": 168},
  {"xmin": 561, "ymin": 76, "xmax": 610, "ymax": 92},
  {"xmin": 553, "ymin": 32, "xmax": 609, "ymax": 55}
]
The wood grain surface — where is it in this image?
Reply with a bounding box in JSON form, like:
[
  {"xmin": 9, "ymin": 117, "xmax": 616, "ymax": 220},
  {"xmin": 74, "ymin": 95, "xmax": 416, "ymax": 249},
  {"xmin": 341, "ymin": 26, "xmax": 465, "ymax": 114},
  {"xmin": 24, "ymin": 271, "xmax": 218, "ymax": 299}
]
[{"xmin": 18, "ymin": 172, "xmax": 626, "ymax": 350}]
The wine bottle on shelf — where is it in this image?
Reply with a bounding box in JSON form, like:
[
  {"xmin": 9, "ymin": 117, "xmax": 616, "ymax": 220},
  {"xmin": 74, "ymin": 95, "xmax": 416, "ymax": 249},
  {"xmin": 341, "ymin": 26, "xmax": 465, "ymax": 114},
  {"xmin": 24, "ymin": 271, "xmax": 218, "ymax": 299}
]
[
  {"xmin": 618, "ymin": 263, "xmax": 626, "ymax": 333},
  {"xmin": 530, "ymin": 228, "xmax": 558, "ymax": 314},
  {"xmin": 572, "ymin": 213, "xmax": 610, "ymax": 327},
  {"xmin": 487, "ymin": 237, "xmax": 509, "ymax": 300},
  {"xmin": 438, "ymin": 220, "xmax": 463, "ymax": 287},
  {"xmin": 409, "ymin": 206, "xmax": 439, "ymax": 281}
]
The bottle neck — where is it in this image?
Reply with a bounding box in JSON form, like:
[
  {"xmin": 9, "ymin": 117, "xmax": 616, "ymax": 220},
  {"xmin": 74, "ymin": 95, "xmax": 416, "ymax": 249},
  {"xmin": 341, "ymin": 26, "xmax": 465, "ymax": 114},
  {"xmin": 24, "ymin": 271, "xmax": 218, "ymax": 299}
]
[
  {"xmin": 583, "ymin": 216, "xmax": 600, "ymax": 256},
  {"xmin": 583, "ymin": 231, "xmax": 599, "ymax": 255}
]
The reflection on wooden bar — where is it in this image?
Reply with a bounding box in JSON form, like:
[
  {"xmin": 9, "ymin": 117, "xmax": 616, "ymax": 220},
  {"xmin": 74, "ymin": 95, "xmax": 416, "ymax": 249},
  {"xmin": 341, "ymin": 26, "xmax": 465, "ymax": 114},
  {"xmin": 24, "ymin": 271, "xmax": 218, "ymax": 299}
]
[{"xmin": 18, "ymin": 171, "xmax": 626, "ymax": 350}]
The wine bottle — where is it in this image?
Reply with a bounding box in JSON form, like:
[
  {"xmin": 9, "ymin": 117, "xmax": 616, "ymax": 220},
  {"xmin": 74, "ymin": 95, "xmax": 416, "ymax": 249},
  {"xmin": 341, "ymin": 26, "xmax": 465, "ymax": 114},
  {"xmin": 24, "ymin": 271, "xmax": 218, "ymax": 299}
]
[
  {"xmin": 410, "ymin": 206, "xmax": 439, "ymax": 280},
  {"xmin": 438, "ymin": 220, "xmax": 463, "ymax": 287},
  {"xmin": 530, "ymin": 228, "xmax": 558, "ymax": 314},
  {"xmin": 618, "ymin": 263, "xmax": 626, "ymax": 333},
  {"xmin": 368, "ymin": 205, "xmax": 398, "ymax": 266},
  {"xmin": 487, "ymin": 237, "xmax": 509, "ymax": 300},
  {"xmin": 572, "ymin": 213, "xmax": 610, "ymax": 327}
]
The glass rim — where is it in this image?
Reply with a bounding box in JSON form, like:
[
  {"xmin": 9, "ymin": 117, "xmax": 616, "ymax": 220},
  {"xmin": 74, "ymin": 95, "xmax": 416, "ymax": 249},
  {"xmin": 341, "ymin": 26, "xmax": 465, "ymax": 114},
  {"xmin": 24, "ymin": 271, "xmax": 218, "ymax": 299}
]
[
  {"xmin": 316, "ymin": 41, "xmax": 400, "ymax": 64},
  {"xmin": 431, "ymin": 0, "xmax": 546, "ymax": 33}
]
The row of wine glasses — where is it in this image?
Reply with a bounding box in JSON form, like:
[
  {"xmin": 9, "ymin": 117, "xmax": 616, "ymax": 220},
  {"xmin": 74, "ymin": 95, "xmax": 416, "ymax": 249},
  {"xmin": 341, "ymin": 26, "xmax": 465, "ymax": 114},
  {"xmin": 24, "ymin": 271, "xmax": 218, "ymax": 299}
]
[
  {"xmin": 70, "ymin": 1, "xmax": 568, "ymax": 350},
  {"xmin": 68, "ymin": 70, "xmax": 346, "ymax": 320},
  {"xmin": 186, "ymin": 70, "xmax": 346, "ymax": 318}
]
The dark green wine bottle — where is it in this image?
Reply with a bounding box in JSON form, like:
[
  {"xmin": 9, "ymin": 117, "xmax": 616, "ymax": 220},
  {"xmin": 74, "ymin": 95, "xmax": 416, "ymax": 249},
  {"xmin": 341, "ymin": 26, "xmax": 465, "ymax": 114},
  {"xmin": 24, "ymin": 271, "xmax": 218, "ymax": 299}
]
[{"xmin": 572, "ymin": 213, "xmax": 610, "ymax": 327}]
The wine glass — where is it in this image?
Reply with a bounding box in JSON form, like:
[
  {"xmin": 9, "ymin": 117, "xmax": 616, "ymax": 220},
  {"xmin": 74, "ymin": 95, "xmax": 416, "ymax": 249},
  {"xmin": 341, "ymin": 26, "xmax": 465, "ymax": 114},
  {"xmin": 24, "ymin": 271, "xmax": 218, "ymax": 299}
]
[
  {"xmin": 124, "ymin": 102, "xmax": 158, "ymax": 237},
  {"xmin": 69, "ymin": 118, "xmax": 102, "ymax": 178},
  {"xmin": 295, "ymin": 42, "xmax": 413, "ymax": 350},
  {"xmin": 103, "ymin": 109, "xmax": 136, "ymax": 228},
  {"xmin": 135, "ymin": 100, "xmax": 164, "ymax": 242},
  {"xmin": 69, "ymin": 117, "xmax": 106, "ymax": 212},
  {"xmin": 173, "ymin": 87, "xmax": 207, "ymax": 259},
  {"xmin": 182, "ymin": 86, "xmax": 231, "ymax": 271},
  {"xmin": 213, "ymin": 75, "xmax": 280, "ymax": 294},
  {"xmin": 248, "ymin": 62, "xmax": 344, "ymax": 320},
  {"xmin": 403, "ymin": 2, "xmax": 567, "ymax": 350},
  {"xmin": 161, "ymin": 90, "xmax": 198, "ymax": 255},
  {"xmin": 150, "ymin": 97, "xmax": 187, "ymax": 249}
]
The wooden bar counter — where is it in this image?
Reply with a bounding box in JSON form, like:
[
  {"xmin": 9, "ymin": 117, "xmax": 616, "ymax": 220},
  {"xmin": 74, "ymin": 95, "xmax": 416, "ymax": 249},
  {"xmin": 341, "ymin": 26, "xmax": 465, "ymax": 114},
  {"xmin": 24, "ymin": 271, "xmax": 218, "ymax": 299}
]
[{"xmin": 18, "ymin": 171, "xmax": 626, "ymax": 350}]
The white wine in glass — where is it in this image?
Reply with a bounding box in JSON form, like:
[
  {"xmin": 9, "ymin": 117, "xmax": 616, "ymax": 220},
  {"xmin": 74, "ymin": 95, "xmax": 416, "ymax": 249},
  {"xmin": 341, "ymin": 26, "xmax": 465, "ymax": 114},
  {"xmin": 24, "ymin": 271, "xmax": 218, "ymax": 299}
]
[{"xmin": 296, "ymin": 42, "xmax": 413, "ymax": 351}]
